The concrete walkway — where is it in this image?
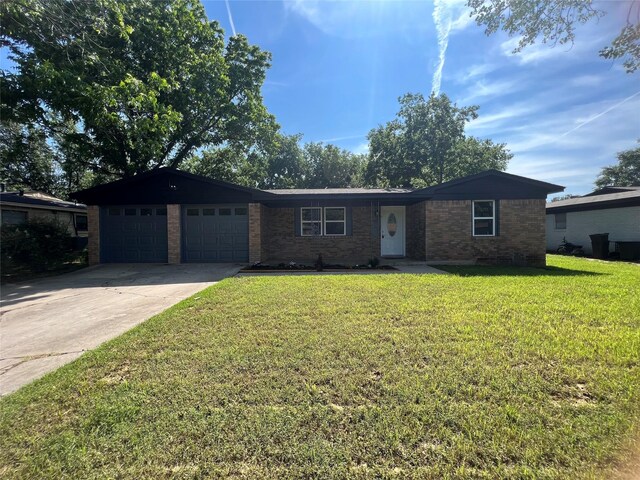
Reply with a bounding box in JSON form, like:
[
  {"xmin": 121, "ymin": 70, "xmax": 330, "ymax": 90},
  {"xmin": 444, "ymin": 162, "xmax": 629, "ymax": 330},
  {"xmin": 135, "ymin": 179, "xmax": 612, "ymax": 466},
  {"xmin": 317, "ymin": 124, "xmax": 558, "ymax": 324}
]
[{"xmin": 0, "ymin": 263, "xmax": 240, "ymax": 396}]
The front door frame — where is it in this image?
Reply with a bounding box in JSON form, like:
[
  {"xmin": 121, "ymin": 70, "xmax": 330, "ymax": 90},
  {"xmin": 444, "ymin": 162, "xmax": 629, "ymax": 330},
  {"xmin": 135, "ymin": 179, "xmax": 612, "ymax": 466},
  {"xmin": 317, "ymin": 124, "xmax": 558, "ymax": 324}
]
[{"xmin": 380, "ymin": 205, "xmax": 406, "ymax": 257}]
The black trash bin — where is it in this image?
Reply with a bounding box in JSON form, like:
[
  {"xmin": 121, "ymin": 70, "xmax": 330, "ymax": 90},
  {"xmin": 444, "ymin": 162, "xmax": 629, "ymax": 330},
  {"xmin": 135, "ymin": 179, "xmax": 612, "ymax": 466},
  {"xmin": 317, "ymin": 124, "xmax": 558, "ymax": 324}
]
[{"xmin": 589, "ymin": 233, "xmax": 609, "ymax": 259}]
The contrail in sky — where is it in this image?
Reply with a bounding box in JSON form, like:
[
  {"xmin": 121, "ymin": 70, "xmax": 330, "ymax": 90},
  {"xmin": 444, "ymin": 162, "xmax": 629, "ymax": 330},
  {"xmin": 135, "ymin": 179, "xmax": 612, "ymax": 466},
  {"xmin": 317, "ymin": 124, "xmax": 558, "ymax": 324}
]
[
  {"xmin": 224, "ymin": 0, "xmax": 237, "ymax": 36},
  {"xmin": 557, "ymin": 90, "xmax": 640, "ymax": 139},
  {"xmin": 432, "ymin": 0, "xmax": 451, "ymax": 96}
]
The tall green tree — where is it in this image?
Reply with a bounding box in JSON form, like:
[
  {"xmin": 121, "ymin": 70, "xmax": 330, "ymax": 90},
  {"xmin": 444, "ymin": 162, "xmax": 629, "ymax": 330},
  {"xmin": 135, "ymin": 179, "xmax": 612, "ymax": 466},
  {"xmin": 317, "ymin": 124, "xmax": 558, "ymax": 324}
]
[
  {"xmin": 1, "ymin": 0, "xmax": 276, "ymax": 178},
  {"xmin": 302, "ymin": 143, "xmax": 366, "ymax": 188},
  {"xmin": 467, "ymin": 0, "xmax": 640, "ymax": 73},
  {"xmin": 365, "ymin": 93, "xmax": 511, "ymax": 188},
  {"xmin": 595, "ymin": 141, "xmax": 640, "ymax": 188},
  {"xmin": 0, "ymin": 122, "xmax": 59, "ymax": 194}
]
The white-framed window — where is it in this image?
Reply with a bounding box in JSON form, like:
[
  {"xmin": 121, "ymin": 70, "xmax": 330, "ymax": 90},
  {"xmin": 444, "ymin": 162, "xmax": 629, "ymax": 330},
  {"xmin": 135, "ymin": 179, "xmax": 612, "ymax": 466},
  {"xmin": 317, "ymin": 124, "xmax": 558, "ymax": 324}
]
[
  {"xmin": 472, "ymin": 200, "xmax": 495, "ymax": 236},
  {"xmin": 324, "ymin": 207, "xmax": 346, "ymax": 236},
  {"xmin": 554, "ymin": 212, "xmax": 566, "ymax": 230},
  {"xmin": 301, "ymin": 207, "xmax": 322, "ymax": 236}
]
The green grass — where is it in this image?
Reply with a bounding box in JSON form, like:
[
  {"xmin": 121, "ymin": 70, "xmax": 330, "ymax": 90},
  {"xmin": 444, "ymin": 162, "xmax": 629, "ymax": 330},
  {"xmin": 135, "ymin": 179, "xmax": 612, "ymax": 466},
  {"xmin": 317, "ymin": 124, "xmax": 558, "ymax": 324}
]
[{"xmin": 1, "ymin": 256, "xmax": 639, "ymax": 479}]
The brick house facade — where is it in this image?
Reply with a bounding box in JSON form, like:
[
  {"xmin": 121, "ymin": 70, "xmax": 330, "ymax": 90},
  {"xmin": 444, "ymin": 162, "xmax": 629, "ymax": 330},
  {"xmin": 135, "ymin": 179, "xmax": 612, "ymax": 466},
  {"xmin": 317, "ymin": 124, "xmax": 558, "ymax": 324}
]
[{"xmin": 73, "ymin": 168, "xmax": 562, "ymax": 267}]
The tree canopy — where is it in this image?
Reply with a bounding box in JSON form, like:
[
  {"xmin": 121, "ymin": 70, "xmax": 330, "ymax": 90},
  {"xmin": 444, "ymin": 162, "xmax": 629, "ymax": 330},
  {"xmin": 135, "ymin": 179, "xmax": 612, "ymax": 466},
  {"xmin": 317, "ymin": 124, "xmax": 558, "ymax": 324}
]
[
  {"xmin": 185, "ymin": 135, "xmax": 367, "ymax": 189},
  {"xmin": 364, "ymin": 93, "xmax": 511, "ymax": 188},
  {"xmin": 1, "ymin": 0, "xmax": 276, "ymax": 178},
  {"xmin": 595, "ymin": 141, "xmax": 640, "ymax": 188},
  {"xmin": 467, "ymin": 0, "xmax": 640, "ymax": 73}
]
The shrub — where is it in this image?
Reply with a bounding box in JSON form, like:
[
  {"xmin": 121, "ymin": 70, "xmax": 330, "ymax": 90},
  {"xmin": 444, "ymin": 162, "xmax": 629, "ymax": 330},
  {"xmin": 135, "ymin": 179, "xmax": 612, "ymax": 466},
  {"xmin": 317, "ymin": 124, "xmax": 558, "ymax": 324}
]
[{"xmin": 1, "ymin": 219, "xmax": 76, "ymax": 273}]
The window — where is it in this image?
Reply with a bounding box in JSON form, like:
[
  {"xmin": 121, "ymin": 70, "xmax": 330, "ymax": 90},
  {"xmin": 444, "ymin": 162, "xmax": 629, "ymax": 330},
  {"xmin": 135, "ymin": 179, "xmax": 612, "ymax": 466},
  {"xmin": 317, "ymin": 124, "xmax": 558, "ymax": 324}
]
[
  {"xmin": 555, "ymin": 212, "xmax": 566, "ymax": 230},
  {"xmin": 235, "ymin": 207, "xmax": 247, "ymax": 216},
  {"xmin": 124, "ymin": 208, "xmax": 137, "ymax": 216},
  {"xmin": 140, "ymin": 208, "xmax": 153, "ymax": 216},
  {"xmin": 156, "ymin": 207, "xmax": 167, "ymax": 216},
  {"xmin": 186, "ymin": 208, "xmax": 199, "ymax": 216},
  {"xmin": 324, "ymin": 207, "xmax": 346, "ymax": 236},
  {"xmin": 472, "ymin": 200, "xmax": 495, "ymax": 236},
  {"xmin": 301, "ymin": 207, "xmax": 322, "ymax": 236},
  {"xmin": 203, "ymin": 208, "xmax": 216, "ymax": 216},
  {"xmin": 2, "ymin": 210, "xmax": 27, "ymax": 225},
  {"xmin": 219, "ymin": 208, "xmax": 231, "ymax": 216},
  {"xmin": 75, "ymin": 214, "xmax": 88, "ymax": 231},
  {"xmin": 108, "ymin": 207, "xmax": 121, "ymax": 216}
]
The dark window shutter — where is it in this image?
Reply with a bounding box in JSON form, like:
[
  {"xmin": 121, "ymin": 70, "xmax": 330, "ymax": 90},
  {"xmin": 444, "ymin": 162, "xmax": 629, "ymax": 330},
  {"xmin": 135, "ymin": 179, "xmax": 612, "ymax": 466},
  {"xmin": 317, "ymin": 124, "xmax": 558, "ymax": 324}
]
[
  {"xmin": 495, "ymin": 200, "xmax": 500, "ymax": 236},
  {"xmin": 346, "ymin": 207, "xmax": 353, "ymax": 236},
  {"xmin": 294, "ymin": 207, "xmax": 301, "ymax": 236}
]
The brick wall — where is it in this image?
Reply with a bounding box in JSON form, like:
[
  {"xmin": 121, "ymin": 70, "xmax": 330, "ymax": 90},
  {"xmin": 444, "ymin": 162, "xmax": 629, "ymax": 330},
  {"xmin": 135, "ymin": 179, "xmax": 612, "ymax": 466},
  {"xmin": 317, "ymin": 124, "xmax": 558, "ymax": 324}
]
[
  {"xmin": 406, "ymin": 201, "xmax": 426, "ymax": 260},
  {"xmin": 87, "ymin": 205, "xmax": 100, "ymax": 265},
  {"xmin": 167, "ymin": 204, "xmax": 181, "ymax": 264},
  {"xmin": 248, "ymin": 203, "xmax": 262, "ymax": 263},
  {"xmin": 261, "ymin": 206, "xmax": 380, "ymax": 264},
  {"xmin": 425, "ymin": 199, "xmax": 546, "ymax": 266}
]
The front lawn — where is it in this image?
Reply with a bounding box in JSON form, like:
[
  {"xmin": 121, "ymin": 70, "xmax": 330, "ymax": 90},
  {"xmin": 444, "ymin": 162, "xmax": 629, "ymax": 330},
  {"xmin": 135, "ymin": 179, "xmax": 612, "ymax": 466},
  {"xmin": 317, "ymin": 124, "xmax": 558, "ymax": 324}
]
[{"xmin": 1, "ymin": 256, "xmax": 639, "ymax": 478}]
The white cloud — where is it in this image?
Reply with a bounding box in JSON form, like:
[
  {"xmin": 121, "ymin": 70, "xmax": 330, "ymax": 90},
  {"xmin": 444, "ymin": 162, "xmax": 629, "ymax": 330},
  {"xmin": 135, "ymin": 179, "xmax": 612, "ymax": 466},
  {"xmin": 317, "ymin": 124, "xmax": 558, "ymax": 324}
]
[
  {"xmin": 499, "ymin": 32, "xmax": 607, "ymax": 66},
  {"xmin": 284, "ymin": 0, "xmax": 431, "ymax": 39},
  {"xmin": 431, "ymin": 0, "xmax": 451, "ymax": 96},
  {"xmin": 318, "ymin": 133, "xmax": 367, "ymax": 143},
  {"xmin": 353, "ymin": 142, "xmax": 369, "ymax": 155},
  {"xmin": 431, "ymin": 0, "xmax": 472, "ymax": 95},
  {"xmin": 570, "ymin": 74, "xmax": 605, "ymax": 87},
  {"xmin": 459, "ymin": 79, "xmax": 523, "ymax": 103},
  {"xmin": 454, "ymin": 63, "xmax": 498, "ymax": 85},
  {"xmin": 224, "ymin": 0, "xmax": 237, "ymax": 36}
]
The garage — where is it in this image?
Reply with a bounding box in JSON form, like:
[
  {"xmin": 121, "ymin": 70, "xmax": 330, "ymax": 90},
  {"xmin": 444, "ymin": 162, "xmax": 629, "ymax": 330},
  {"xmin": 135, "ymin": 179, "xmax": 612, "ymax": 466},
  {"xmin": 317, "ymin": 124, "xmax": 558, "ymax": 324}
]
[
  {"xmin": 182, "ymin": 205, "xmax": 249, "ymax": 262},
  {"xmin": 101, "ymin": 206, "xmax": 168, "ymax": 262}
]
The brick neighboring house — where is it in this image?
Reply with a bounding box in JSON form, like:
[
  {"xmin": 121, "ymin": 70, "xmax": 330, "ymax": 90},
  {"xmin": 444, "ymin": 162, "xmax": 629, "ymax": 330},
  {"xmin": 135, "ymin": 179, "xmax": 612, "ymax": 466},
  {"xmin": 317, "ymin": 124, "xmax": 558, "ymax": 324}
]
[
  {"xmin": 72, "ymin": 168, "xmax": 563, "ymax": 267},
  {"xmin": 0, "ymin": 190, "xmax": 88, "ymax": 238}
]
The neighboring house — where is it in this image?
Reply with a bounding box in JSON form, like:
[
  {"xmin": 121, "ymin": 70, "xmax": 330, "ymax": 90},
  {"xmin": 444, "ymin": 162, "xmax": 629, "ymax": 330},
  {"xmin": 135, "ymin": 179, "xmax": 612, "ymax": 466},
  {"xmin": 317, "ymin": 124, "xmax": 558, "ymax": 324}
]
[
  {"xmin": 546, "ymin": 186, "xmax": 640, "ymax": 255},
  {"xmin": 72, "ymin": 168, "xmax": 563, "ymax": 267},
  {"xmin": 0, "ymin": 190, "xmax": 88, "ymax": 238}
]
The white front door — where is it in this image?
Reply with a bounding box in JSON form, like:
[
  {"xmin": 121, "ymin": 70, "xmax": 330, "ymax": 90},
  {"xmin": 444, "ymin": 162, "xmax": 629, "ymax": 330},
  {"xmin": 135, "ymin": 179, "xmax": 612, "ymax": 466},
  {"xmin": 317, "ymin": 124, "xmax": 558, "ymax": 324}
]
[{"xmin": 380, "ymin": 206, "xmax": 405, "ymax": 257}]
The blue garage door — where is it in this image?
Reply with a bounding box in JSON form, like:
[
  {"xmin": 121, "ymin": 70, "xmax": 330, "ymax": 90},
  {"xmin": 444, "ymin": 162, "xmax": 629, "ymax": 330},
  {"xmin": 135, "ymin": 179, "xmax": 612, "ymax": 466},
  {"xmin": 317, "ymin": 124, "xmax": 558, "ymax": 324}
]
[
  {"xmin": 182, "ymin": 205, "xmax": 249, "ymax": 262},
  {"xmin": 101, "ymin": 206, "xmax": 168, "ymax": 263}
]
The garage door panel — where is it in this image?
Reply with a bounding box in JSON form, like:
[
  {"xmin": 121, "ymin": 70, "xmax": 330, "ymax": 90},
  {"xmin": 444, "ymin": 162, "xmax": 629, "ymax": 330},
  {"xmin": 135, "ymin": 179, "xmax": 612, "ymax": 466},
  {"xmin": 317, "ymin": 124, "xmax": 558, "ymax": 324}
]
[
  {"xmin": 101, "ymin": 206, "xmax": 168, "ymax": 263},
  {"xmin": 182, "ymin": 204, "xmax": 248, "ymax": 263}
]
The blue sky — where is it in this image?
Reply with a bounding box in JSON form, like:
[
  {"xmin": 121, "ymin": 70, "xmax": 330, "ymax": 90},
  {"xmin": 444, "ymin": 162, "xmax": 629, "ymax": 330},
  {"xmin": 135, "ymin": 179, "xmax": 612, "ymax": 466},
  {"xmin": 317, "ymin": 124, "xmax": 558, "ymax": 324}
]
[{"xmin": 204, "ymin": 0, "xmax": 639, "ymax": 195}]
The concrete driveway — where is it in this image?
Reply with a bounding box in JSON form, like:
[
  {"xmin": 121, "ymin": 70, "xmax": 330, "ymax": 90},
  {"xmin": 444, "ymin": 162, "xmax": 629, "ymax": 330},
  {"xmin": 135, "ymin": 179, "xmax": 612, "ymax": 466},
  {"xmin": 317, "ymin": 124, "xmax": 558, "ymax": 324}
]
[{"xmin": 0, "ymin": 263, "xmax": 240, "ymax": 396}]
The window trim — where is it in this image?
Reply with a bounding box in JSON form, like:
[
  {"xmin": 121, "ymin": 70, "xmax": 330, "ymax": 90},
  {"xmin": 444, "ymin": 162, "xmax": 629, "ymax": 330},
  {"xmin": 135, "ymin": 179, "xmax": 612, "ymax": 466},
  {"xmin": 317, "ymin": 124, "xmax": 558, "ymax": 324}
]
[
  {"xmin": 554, "ymin": 212, "xmax": 567, "ymax": 230},
  {"xmin": 300, "ymin": 207, "xmax": 323, "ymax": 236},
  {"xmin": 323, "ymin": 207, "xmax": 346, "ymax": 236},
  {"xmin": 472, "ymin": 200, "xmax": 496, "ymax": 237}
]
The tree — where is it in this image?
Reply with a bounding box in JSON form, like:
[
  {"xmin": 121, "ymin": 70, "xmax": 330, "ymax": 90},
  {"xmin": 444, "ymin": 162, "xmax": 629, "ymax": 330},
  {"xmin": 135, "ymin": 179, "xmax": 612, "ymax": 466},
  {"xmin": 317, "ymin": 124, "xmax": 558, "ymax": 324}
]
[
  {"xmin": 0, "ymin": 122, "xmax": 59, "ymax": 194},
  {"xmin": 302, "ymin": 143, "xmax": 366, "ymax": 188},
  {"xmin": 595, "ymin": 142, "xmax": 640, "ymax": 188},
  {"xmin": 1, "ymin": 0, "xmax": 276, "ymax": 178},
  {"xmin": 467, "ymin": 0, "xmax": 640, "ymax": 73},
  {"xmin": 364, "ymin": 93, "xmax": 511, "ymax": 188}
]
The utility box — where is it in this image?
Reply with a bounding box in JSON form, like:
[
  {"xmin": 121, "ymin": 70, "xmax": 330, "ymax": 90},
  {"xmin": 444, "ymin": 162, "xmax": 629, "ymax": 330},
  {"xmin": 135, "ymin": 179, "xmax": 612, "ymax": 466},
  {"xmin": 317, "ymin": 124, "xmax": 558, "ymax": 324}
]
[
  {"xmin": 589, "ymin": 233, "xmax": 609, "ymax": 259},
  {"xmin": 616, "ymin": 241, "xmax": 640, "ymax": 261}
]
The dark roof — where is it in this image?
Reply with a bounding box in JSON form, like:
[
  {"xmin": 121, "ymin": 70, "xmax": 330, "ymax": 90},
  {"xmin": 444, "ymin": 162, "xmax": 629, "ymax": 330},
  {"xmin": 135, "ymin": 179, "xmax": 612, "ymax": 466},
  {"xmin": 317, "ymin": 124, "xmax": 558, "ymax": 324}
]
[
  {"xmin": 546, "ymin": 189, "xmax": 640, "ymax": 213},
  {"xmin": 71, "ymin": 167, "xmax": 565, "ymax": 205},
  {"xmin": 1, "ymin": 192, "xmax": 87, "ymax": 212},
  {"xmin": 72, "ymin": 167, "xmax": 273, "ymax": 205},
  {"xmin": 583, "ymin": 186, "xmax": 640, "ymax": 197},
  {"xmin": 413, "ymin": 169, "xmax": 564, "ymax": 195},
  {"xmin": 266, "ymin": 187, "xmax": 412, "ymax": 195}
]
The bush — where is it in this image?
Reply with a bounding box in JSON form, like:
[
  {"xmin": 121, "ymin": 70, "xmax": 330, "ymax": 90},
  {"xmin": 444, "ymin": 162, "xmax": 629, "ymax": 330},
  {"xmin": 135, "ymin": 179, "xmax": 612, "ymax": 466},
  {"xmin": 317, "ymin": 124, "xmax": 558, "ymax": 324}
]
[{"xmin": 1, "ymin": 219, "xmax": 76, "ymax": 273}]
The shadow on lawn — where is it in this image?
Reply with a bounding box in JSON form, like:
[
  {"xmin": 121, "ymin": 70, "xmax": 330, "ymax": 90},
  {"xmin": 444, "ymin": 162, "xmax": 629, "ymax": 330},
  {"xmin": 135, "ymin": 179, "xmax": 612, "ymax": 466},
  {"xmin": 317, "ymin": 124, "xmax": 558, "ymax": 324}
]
[{"xmin": 440, "ymin": 265, "xmax": 606, "ymax": 277}]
